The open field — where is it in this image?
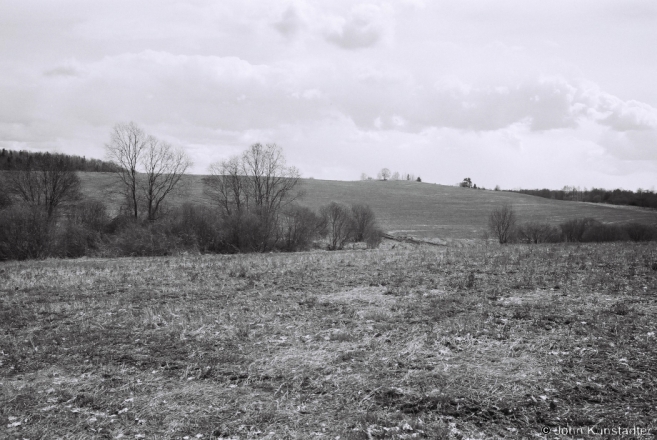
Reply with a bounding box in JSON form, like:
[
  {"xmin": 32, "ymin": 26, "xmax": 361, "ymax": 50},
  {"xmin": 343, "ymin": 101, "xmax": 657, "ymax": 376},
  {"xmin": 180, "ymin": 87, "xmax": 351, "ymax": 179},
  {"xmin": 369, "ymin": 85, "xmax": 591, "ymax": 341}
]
[
  {"xmin": 2, "ymin": 242, "xmax": 656, "ymax": 438},
  {"xmin": 77, "ymin": 173, "xmax": 657, "ymax": 241}
]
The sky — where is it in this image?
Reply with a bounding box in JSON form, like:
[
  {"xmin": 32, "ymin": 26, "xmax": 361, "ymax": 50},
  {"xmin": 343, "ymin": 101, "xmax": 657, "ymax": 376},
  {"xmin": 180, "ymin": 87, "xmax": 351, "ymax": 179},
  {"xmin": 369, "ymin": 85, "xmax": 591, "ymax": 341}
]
[{"xmin": 1, "ymin": 0, "xmax": 656, "ymax": 190}]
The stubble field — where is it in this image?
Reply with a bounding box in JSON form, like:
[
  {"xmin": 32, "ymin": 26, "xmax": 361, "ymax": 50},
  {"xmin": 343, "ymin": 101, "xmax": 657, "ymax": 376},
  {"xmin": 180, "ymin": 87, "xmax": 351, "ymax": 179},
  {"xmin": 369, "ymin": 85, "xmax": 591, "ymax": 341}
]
[{"xmin": 1, "ymin": 243, "xmax": 656, "ymax": 439}]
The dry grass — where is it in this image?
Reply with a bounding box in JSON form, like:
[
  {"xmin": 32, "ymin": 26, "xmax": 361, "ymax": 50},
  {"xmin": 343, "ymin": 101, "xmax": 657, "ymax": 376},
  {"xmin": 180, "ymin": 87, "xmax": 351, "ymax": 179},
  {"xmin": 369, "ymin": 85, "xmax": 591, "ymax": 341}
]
[{"xmin": 2, "ymin": 242, "xmax": 657, "ymax": 439}]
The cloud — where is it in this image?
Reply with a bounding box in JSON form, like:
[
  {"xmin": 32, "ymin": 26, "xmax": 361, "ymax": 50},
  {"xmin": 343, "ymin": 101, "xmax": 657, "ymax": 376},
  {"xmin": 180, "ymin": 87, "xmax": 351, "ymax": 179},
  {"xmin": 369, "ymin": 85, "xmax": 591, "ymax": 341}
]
[
  {"xmin": 324, "ymin": 4, "xmax": 388, "ymax": 49},
  {"xmin": 273, "ymin": 6, "xmax": 304, "ymax": 38}
]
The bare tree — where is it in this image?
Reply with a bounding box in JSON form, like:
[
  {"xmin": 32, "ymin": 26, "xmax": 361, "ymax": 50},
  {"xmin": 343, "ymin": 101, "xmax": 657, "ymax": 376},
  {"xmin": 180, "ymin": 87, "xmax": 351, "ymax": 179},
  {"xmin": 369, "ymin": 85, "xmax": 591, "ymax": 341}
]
[
  {"xmin": 106, "ymin": 122, "xmax": 191, "ymax": 220},
  {"xmin": 488, "ymin": 204, "xmax": 517, "ymax": 244},
  {"xmin": 4, "ymin": 153, "xmax": 81, "ymax": 219},
  {"xmin": 204, "ymin": 143, "xmax": 301, "ymax": 251},
  {"xmin": 105, "ymin": 122, "xmax": 151, "ymax": 218},
  {"xmin": 378, "ymin": 168, "xmax": 391, "ymax": 181},
  {"xmin": 391, "ymin": 171, "xmax": 400, "ymax": 181},
  {"xmin": 320, "ymin": 201, "xmax": 353, "ymax": 250},
  {"xmin": 360, "ymin": 172, "xmax": 369, "ymax": 181},
  {"xmin": 141, "ymin": 140, "xmax": 192, "ymax": 221}
]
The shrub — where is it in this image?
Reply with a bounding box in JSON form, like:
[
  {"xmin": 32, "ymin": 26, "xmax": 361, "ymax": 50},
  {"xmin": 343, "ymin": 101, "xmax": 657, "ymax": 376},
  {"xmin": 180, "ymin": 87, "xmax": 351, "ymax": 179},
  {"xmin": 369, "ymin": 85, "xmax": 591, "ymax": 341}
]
[
  {"xmin": 365, "ymin": 227, "xmax": 383, "ymax": 249},
  {"xmin": 623, "ymin": 222, "xmax": 655, "ymax": 242},
  {"xmin": 320, "ymin": 202, "xmax": 354, "ymax": 250},
  {"xmin": 0, "ymin": 205, "xmax": 51, "ymax": 260},
  {"xmin": 56, "ymin": 222, "xmax": 99, "ymax": 258},
  {"xmin": 581, "ymin": 224, "xmax": 628, "ymax": 243},
  {"xmin": 350, "ymin": 204, "xmax": 378, "ymax": 243},
  {"xmin": 278, "ymin": 204, "xmax": 322, "ymax": 252},
  {"xmin": 488, "ymin": 204, "xmax": 517, "ymax": 244},
  {"xmin": 171, "ymin": 203, "xmax": 220, "ymax": 253},
  {"xmin": 0, "ymin": 178, "xmax": 12, "ymax": 209},
  {"xmin": 69, "ymin": 200, "xmax": 110, "ymax": 233},
  {"xmin": 109, "ymin": 221, "xmax": 184, "ymax": 257},
  {"xmin": 517, "ymin": 221, "xmax": 562, "ymax": 243},
  {"xmin": 560, "ymin": 218, "xmax": 599, "ymax": 242}
]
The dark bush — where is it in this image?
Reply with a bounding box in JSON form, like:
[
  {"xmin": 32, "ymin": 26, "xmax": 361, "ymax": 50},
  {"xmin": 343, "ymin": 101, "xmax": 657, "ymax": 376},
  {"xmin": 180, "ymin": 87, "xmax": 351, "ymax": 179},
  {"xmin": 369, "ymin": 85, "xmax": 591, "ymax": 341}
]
[
  {"xmin": 560, "ymin": 218, "xmax": 599, "ymax": 242},
  {"xmin": 517, "ymin": 221, "xmax": 562, "ymax": 243},
  {"xmin": 56, "ymin": 222, "xmax": 99, "ymax": 258},
  {"xmin": 351, "ymin": 204, "xmax": 379, "ymax": 243},
  {"xmin": 109, "ymin": 221, "xmax": 184, "ymax": 257},
  {"xmin": 278, "ymin": 204, "xmax": 322, "ymax": 252},
  {"xmin": 0, "ymin": 205, "xmax": 51, "ymax": 260},
  {"xmin": 319, "ymin": 202, "xmax": 353, "ymax": 250},
  {"xmin": 105, "ymin": 214, "xmax": 139, "ymax": 235},
  {"xmin": 70, "ymin": 200, "xmax": 110, "ymax": 233},
  {"xmin": 0, "ymin": 178, "xmax": 12, "ymax": 209},
  {"xmin": 214, "ymin": 211, "xmax": 267, "ymax": 253},
  {"xmin": 581, "ymin": 223, "xmax": 628, "ymax": 243},
  {"xmin": 365, "ymin": 227, "xmax": 383, "ymax": 249},
  {"xmin": 623, "ymin": 222, "xmax": 655, "ymax": 242},
  {"xmin": 170, "ymin": 203, "xmax": 220, "ymax": 253}
]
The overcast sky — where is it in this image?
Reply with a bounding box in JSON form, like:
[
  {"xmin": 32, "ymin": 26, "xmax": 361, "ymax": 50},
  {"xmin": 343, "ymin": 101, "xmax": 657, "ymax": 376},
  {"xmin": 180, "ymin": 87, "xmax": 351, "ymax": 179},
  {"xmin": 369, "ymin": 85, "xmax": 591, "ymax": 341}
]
[{"xmin": 1, "ymin": 0, "xmax": 656, "ymax": 189}]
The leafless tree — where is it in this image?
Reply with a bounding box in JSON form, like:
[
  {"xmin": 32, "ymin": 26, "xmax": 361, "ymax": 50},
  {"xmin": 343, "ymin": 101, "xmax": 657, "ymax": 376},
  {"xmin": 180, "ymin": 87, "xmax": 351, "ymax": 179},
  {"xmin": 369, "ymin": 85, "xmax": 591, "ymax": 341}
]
[
  {"xmin": 488, "ymin": 204, "xmax": 517, "ymax": 244},
  {"xmin": 378, "ymin": 168, "xmax": 391, "ymax": 181},
  {"xmin": 204, "ymin": 143, "xmax": 301, "ymax": 251},
  {"xmin": 391, "ymin": 171, "xmax": 400, "ymax": 181},
  {"xmin": 320, "ymin": 201, "xmax": 353, "ymax": 250},
  {"xmin": 141, "ymin": 140, "xmax": 192, "ymax": 221},
  {"xmin": 106, "ymin": 122, "xmax": 151, "ymax": 219},
  {"xmin": 360, "ymin": 172, "xmax": 369, "ymax": 181},
  {"xmin": 4, "ymin": 153, "xmax": 81, "ymax": 219},
  {"xmin": 106, "ymin": 122, "xmax": 191, "ymax": 220}
]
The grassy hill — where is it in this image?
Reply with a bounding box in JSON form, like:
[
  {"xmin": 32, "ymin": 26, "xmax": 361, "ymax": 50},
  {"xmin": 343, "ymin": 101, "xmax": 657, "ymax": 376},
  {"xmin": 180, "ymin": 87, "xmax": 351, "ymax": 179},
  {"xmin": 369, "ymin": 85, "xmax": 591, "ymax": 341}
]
[{"xmin": 78, "ymin": 173, "xmax": 656, "ymax": 240}]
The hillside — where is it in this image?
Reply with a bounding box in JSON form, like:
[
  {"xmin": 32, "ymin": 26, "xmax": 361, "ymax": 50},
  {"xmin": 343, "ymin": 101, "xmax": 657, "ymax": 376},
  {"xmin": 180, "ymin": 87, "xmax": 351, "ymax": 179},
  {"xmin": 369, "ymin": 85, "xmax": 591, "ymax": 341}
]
[{"xmin": 77, "ymin": 173, "xmax": 656, "ymax": 240}]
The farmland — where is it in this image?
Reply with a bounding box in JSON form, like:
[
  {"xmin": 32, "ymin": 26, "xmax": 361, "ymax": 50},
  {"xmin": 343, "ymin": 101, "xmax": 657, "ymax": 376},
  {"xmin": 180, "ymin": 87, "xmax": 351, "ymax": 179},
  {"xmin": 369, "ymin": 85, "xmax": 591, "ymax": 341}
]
[
  {"xmin": 2, "ymin": 242, "xmax": 656, "ymax": 438},
  {"xmin": 77, "ymin": 173, "xmax": 657, "ymax": 241}
]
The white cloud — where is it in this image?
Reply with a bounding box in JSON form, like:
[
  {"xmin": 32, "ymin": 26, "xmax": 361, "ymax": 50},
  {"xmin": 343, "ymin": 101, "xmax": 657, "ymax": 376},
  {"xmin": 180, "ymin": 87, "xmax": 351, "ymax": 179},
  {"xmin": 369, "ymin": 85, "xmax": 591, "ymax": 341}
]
[
  {"xmin": 324, "ymin": 4, "xmax": 390, "ymax": 49},
  {"xmin": 1, "ymin": 0, "xmax": 657, "ymax": 189},
  {"xmin": 274, "ymin": 6, "xmax": 304, "ymax": 38}
]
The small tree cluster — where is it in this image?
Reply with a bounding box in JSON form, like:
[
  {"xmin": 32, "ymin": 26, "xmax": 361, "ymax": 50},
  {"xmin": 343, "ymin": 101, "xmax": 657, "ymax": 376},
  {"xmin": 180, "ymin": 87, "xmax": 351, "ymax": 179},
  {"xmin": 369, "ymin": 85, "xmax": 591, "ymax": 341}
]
[
  {"xmin": 516, "ymin": 221, "xmax": 561, "ymax": 244},
  {"xmin": 370, "ymin": 169, "xmax": 421, "ymax": 182},
  {"xmin": 319, "ymin": 202, "xmax": 382, "ymax": 250},
  {"xmin": 203, "ymin": 143, "xmax": 302, "ymax": 252},
  {"xmin": 106, "ymin": 122, "xmax": 192, "ymax": 221},
  {"xmin": 486, "ymin": 205, "xmax": 656, "ymax": 245}
]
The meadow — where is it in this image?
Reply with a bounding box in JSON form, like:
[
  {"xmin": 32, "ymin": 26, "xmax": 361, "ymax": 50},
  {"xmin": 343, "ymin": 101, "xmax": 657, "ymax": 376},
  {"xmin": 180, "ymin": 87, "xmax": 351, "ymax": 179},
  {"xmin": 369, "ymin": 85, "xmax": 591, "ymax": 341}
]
[
  {"xmin": 77, "ymin": 173, "xmax": 657, "ymax": 241},
  {"xmin": 2, "ymin": 242, "xmax": 656, "ymax": 439}
]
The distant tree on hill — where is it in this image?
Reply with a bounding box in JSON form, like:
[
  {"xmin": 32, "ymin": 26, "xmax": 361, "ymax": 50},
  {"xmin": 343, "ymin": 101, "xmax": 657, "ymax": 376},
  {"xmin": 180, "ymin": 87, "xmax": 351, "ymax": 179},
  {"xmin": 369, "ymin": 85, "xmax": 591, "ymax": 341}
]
[
  {"xmin": 360, "ymin": 173, "xmax": 369, "ymax": 181},
  {"xmin": 391, "ymin": 171, "xmax": 400, "ymax": 181},
  {"xmin": 378, "ymin": 168, "xmax": 391, "ymax": 181},
  {"xmin": 416, "ymin": 176, "xmax": 421, "ymax": 182},
  {"xmin": 460, "ymin": 177, "xmax": 473, "ymax": 188}
]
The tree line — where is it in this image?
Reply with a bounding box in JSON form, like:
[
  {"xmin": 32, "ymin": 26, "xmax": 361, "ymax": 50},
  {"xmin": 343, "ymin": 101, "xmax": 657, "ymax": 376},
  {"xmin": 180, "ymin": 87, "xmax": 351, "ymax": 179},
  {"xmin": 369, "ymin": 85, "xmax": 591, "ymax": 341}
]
[
  {"xmin": 510, "ymin": 187, "xmax": 657, "ymax": 209},
  {"xmin": 0, "ymin": 123, "xmax": 382, "ymax": 261},
  {"xmin": 0, "ymin": 149, "xmax": 121, "ymax": 173},
  {"xmin": 486, "ymin": 204, "xmax": 656, "ymax": 244},
  {"xmin": 361, "ymin": 168, "xmax": 421, "ymax": 182}
]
